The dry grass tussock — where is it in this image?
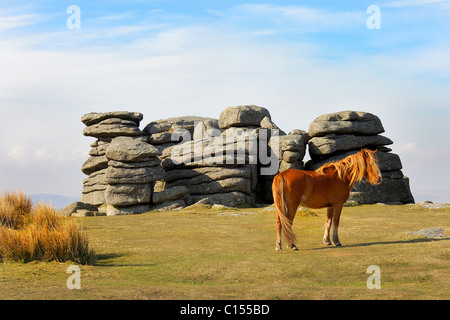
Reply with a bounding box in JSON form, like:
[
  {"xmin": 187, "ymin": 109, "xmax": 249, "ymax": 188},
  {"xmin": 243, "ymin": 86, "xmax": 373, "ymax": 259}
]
[{"xmin": 0, "ymin": 190, "xmax": 96, "ymax": 264}]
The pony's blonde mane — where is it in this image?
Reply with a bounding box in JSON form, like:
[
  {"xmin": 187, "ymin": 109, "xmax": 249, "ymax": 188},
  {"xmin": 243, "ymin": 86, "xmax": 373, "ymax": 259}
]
[{"xmin": 315, "ymin": 151, "xmax": 376, "ymax": 187}]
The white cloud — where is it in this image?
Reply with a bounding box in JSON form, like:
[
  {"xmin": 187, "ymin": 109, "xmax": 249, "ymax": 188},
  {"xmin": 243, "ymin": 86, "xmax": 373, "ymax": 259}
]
[
  {"xmin": 238, "ymin": 4, "xmax": 326, "ymax": 21},
  {"xmin": 383, "ymin": 0, "xmax": 450, "ymax": 7},
  {"xmin": 0, "ymin": 9, "xmax": 44, "ymax": 30},
  {"xmin": 33, "ymin": 147, "xmax": 51, "ymax": 160},
  {"xmin": 87, "ymin": 12, "xmax": 135, "ymax": 24},
  {"xmin": 105, "ymin": 25, "xmax": 162, "ymax": 37},
  {"xmin": 225, "ymin": 4, "xmax": 364, "ymax": 33},
  {"xmin": 1, "ymin": 141, "xmax": 88, "ymax": 196},
  {"xmin": 4, "ymin": 143, "xmax": 86, "ymax": 164},
  {"xmin": 396, "ymin": 142, "xmax": 419, "ymax": 154},
  {"xmin": 7, "ymin": 145, "xmax": 26, "ymax": 159}
]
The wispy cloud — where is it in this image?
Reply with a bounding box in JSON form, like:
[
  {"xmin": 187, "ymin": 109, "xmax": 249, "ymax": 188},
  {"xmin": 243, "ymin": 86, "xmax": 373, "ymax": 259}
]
[
  {"xmin": 87, "ymin": 12, "xmax": 135, "ymax": 24},
  {"xmin": 32, "ymin": 147, "xmax": 52, "ymax": 161},
  {"xmin": 7, "ymin": 145, "xmax": 26, "ymax": 159},
  {"xmin": 0, "ymin": 12, "xmax": 43, "ymax": 30},
  {"xmin": 222, "ymin": 4, "xmax": 364, "ymax": 33},
  {"xmin": 6, "ymin": 143, "xmax": 87, "ymax": 163},
  {"xmin": 383, "ymin": 0, "xmax": 450, "ymax": 7},
  {"xmin": 396, "ymin": 142, "xmax": 420, "ymax": 154}
]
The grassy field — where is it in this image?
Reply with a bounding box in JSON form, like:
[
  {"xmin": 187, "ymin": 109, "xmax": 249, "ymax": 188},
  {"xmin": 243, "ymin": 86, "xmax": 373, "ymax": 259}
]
[{"xmin": 0, "ymin": 203, "xmax": 449, "ymax": 300}]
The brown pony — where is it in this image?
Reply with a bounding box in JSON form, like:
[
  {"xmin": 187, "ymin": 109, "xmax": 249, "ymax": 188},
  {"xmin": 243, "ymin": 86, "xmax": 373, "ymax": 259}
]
[{"xmin": 272, "ymin": 149, "xmax": 382, "ymax": 251}]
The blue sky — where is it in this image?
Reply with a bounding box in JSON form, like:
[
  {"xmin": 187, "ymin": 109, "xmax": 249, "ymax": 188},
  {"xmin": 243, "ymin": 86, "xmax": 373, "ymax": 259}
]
[{"xmin": 0, "ymin": 0, "xmax": 449, "ymax": 202}]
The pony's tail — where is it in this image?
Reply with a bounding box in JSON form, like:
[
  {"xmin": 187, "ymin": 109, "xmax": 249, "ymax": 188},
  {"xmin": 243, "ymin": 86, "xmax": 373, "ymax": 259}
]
[{"xmin": 273, "ymin": 173, "xmax": 297, "ymax": 245}]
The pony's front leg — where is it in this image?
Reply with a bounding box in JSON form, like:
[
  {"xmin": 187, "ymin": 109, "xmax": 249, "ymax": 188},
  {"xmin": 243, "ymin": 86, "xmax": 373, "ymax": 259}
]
[
  {"xmin": 332, "ymin": 203, "xmax": 344, "ymax": 247},
  {"xmin": 323, "ymin": 207, "xmax": 333, "ymax": 245}
]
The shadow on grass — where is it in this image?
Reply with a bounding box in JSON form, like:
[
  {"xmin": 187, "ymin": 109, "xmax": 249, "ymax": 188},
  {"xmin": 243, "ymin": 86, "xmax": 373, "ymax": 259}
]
[
  {"xmin": 94, "ymin": 253, "xmax": 124, "ymax": 265},
  {"xmin": 307, "ymin": 237, "xmax": 450, "ymax": 250},
  {"xmin": 94, "ymin": 253, "xmax": 159, "ymax": 268}
]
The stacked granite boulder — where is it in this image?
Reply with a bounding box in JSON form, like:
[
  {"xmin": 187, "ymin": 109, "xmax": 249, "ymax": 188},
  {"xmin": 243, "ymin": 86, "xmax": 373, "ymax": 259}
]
[
  {"xmin": 305, "ymin": 111, "xmax": 414, "ymax": 204},
  {"xmin": 144, "ymin": 116, "xmax": 219, "ymax": 155},
  {"xmin": 277, "ymin": 130, "xmax": 309, "ymax": 172},
  {"xmin": 81, "ymin": 111, "xmax": 144, "ymax": 207},
  {"xmin": 81, "ymin": 111, "xmax": 163, "ymax": 215},
  {"xmin": 143, "ymin": 116, "xmax": 220, "ymax": 192},
  {"xmin": 146, "ymin": 105, "xmax": 303, "ymax": 208},
  {"xmin": 143, "ymin": 116, "xmax": 223, "ymax": 210},
  {"xmin": 104, "ymin": 136, "xmax": 163, "ymax": 215},
  {"xmin": 151, "ymin": 106, "xmax": 265, "ymax": 208}
]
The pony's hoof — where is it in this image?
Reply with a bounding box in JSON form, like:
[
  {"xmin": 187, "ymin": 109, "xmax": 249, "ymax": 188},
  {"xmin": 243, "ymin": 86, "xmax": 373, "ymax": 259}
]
[
  {"xmin": 334, "ymin": 242, "xmax": 342, "ymax": 247},
  {"xmin": 275, "ymin": 246, "xmax": 282, "ymax": 251},
  {"xmin": 323, "ymin": 239, "xmax": 332, "ymax": 245},
  {"xmin": 290, "ymin": 244, "xmax": 299, "ymax": 251}
]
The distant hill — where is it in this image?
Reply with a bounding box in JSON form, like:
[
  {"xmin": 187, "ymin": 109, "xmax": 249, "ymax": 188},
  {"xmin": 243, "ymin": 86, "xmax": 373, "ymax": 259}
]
[{"xmin": 31, "ymin": 194, "xmax": 80, "ymax": 210}]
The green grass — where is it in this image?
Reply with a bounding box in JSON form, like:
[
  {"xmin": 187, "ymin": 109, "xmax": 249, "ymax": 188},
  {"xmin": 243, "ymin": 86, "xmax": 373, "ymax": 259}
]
[{"xmin": 0, "ymin": 203, "xmax": 449, "ymax": 300}]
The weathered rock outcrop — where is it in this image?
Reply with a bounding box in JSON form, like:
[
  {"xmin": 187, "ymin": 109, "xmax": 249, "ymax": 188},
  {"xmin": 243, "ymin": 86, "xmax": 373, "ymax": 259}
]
[
  {"xmin": 308, "ymin": 111, "xmax": 385, "ymax": 137},
  {"xmin": 79, "ymin": 108, "xmax": 413, "ymax": 214},
  {"xmin": 104, "ymin": 136, "xmax": 163, "ymax": 215},
  {"xmin": 306, "ymin": 111, "xmax": 414, "ymax": 204},
  {"xmin": 155, "ymin": 109, "xmax": 262, "ymax": 208},
  {"xmin": 81, "ymin": 112, "xmax": 162, "ymax": 215},
  {"xmin": 218, "ymin": 105, "xmax": 271, "ymax": 129},
  {"xmin": 81, "ymin": 111, "xmax": 145, "ymax": 207},
  {"xmin": 58, "ymin": 201, "xmax": 99, "ymax": 217},
  {"xmin": 277, "ymin": 131, "xmax": 309, "ymax": 172},
  {"xmin": 143, "ymin": 116, "xmax": 219, "ymax": 154}
]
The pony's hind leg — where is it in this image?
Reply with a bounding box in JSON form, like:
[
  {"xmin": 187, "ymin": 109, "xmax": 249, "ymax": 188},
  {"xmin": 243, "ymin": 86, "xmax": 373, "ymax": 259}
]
[
  {"xmin": 286, "ymin": 202, "xmax": 299, "ymax": 251},
  {"xmin": 275, "ymin": 213, "xmax": 282, "ymax": 251},
  {"xmin": 272, "ymin": 172, "xmax": 300, "ymax": 251},
  {"xmin": 276, "ymin": 205, "xmax": 299, "ymax": 251},
  {"xmin": 323, "ymin": 207, "xmax": 333, "ymax": 245}
]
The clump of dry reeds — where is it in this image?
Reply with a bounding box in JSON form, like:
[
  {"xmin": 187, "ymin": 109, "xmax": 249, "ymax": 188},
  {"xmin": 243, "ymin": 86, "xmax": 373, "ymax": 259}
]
[{"xmin": 0, "ymin": 190, "xmax": 96, "ymax": 265}]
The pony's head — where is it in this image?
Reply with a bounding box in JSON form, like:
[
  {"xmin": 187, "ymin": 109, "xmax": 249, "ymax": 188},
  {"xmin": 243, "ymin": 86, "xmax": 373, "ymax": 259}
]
[
  {"xmin": 316, "ymin": 148, "xmax": 383, "ymax": 187},
  {"xmin": 360, "ymin": 149, "xmax": 382, "ymax": 185}
]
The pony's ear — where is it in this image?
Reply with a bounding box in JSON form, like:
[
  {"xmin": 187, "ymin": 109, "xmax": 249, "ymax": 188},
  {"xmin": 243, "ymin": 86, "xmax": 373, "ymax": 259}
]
[
  {"xmin": 373, "ymin": 149, "xmax": 378, "ymax": 154},
  {"xmin": 363, "ymin": 149, "xmax": 374, "ymax": 158}
]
